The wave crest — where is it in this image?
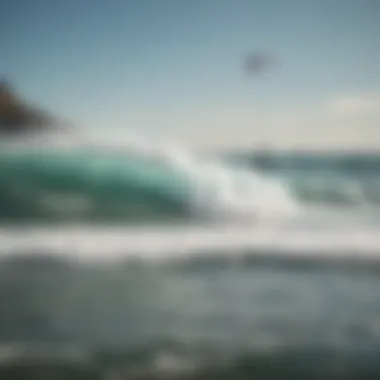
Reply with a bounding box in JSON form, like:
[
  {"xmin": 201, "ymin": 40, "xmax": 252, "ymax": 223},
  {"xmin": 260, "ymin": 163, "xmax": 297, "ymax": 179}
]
[{"xmin": 0, "ymin": 130, "xmax": 297, "ymax": 223}]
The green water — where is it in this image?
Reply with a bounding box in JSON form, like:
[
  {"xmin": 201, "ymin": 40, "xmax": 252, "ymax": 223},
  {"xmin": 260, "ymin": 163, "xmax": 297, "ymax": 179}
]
[{"xmin": 0, "ymin": 150, "xmax": 191, "ymax": 222}]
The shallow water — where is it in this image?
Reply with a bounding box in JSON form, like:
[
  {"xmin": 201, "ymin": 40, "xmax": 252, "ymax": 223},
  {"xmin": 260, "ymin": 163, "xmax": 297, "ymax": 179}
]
[{"xmin": 0, "ymin": 253, "xmax": 380, "ymax": 379}]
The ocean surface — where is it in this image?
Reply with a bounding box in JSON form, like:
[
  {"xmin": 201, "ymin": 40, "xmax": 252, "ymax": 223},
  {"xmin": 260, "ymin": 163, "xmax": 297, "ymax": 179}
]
[{"xmin": 0, "ymin": 130, "xmax": 380, "ymax": 379}]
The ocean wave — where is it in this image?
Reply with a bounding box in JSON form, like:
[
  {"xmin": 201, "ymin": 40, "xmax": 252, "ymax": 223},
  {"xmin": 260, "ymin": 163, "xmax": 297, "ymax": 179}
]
[
  {"xmin": 0, "ymin": 130, "xmax": 297, "ymax": 223},
  {"xmin": 1, "ymin": 130, "xmax": 380, "ymax": 226}
]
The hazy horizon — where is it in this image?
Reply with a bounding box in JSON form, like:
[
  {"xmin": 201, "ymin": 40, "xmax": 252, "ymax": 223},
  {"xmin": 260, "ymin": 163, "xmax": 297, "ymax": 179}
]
[{"xmin": 1, "ymin": 0, "xmax": 379, "ymax": 150}]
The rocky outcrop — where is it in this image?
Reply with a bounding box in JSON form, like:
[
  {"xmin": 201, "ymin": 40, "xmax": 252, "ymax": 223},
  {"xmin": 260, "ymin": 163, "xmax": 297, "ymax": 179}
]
[{"xmin": 0, "ymin": 80, "xmax": 56, "ymax": 135}]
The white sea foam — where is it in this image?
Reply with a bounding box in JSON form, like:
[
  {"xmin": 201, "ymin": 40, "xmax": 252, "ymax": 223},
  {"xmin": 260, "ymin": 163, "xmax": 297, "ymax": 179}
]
[{"xmin": 0, "ymin": 219, "xmax": 379, "ymax": 262}]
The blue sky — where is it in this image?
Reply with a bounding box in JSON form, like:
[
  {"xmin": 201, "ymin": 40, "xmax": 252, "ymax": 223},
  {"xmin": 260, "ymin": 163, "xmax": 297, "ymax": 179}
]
[{"xmin": 1, "ymin": 0, "xmax": 379, "ymax": 149}]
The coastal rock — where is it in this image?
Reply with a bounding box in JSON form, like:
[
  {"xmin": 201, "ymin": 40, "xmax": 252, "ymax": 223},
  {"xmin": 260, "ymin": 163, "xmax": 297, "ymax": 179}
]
[{"xmin": 0, "ymin": 80, "xmax": 56, "ymax": 135}]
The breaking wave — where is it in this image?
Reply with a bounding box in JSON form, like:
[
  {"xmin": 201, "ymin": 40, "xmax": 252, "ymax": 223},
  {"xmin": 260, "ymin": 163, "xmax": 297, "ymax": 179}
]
[
  {"xmin": 0, "ymin": 130, "xmax": 297, "ymax": 223},
  {"xmin": 1, "ymin": 129, "xmax": 380, "ymax": 228}
]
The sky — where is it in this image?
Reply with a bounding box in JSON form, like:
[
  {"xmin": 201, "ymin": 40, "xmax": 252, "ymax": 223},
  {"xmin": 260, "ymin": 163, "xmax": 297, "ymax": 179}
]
[{"xmin": 0, "ymin": 0, "xmax": 379, "ymax": 150}]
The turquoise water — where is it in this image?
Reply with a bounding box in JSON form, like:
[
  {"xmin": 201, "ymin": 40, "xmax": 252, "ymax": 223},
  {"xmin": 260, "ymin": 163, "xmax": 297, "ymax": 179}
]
[
  {"xmin": 0, "ymin": 150, "xmax": 191, "ymax": 222},
  {"xmin": 1, "ymin": 147, "xmax": 380, "ymax": 223}
]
